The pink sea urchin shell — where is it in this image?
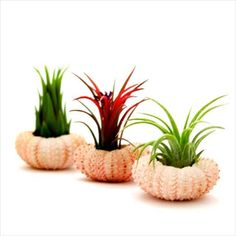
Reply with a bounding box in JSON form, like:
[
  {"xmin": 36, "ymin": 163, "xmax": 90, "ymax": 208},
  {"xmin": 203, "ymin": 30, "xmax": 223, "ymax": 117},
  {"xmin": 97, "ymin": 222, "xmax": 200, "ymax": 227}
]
[
  {"xmin": 16, "ymin": 131, "xmax": 85, "ymax": 170},
  {"xmin": 73, "ymin": 144, "xmax": 138, "ymax": 182},
  {"xmin": 132, "ymin": 155, "xmax": 220, "ymax": 201}
]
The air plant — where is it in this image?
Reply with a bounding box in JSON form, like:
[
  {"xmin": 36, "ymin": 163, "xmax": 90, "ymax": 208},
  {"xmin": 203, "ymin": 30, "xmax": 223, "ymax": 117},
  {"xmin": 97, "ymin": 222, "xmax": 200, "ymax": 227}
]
[
  {"xmin": 15, "ymin": 66, "xmax": 85, "ymax": 170},
  {"xmin": 72, "ymin": 68, "xmax": 147, "ymax": 182},
  {"xmin": 33, "ymin": 66, "xmax": 71, "ymax": 138},
  {"xmin": 130, "ymin": 95, "xmax": 225, "ymax": 200},
  {"xmin": 129, "ymin": 95, "xmax": 225, "ymax": 168},
  {"xmin": 72, "ymin": 68, "xmax": 146, "ymax": 151}
]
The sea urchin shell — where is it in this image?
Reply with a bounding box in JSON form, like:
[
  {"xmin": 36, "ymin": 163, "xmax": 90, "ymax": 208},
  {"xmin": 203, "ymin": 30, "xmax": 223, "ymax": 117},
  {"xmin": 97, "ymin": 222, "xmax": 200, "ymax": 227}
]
[
  {"xmin": 73, "ymin": 144, "xmax": 138, "ymax": 182},
  {"xmin": 132, "ymin": 155, "xmax": 219, "ymax": 201},
  {"xmin": 16, "ymin": 131, "xmax": 85, "ymax": 170}
]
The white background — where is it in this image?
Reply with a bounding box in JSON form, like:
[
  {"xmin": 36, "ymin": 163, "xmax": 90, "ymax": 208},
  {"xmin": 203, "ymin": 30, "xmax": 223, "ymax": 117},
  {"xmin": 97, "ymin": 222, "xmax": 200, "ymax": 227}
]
[{"xmin": 1, "ymin": 1, "xmax": 235, "ymax": 235}]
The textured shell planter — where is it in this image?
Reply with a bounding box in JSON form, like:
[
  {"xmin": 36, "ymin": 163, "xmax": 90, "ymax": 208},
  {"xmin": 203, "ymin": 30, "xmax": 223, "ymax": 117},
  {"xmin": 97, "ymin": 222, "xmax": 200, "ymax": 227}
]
[
  {"xmin": 74, "ymin": 144, "xmax": 138, "ymax": 182},
  {"xmin": 132, "ymin": 155, "xmax": 220, "ymax": 201},
  {"xmin": 72, "ymin": 69, "xmax": 146, "ymax": 183},
  {"xmin": 16, "ymin": 131, "xmax": 85, "ymax": 170}
]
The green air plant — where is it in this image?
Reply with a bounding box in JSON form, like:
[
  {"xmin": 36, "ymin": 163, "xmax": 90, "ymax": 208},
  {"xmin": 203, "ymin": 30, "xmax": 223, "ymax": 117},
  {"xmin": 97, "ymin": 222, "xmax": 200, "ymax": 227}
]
[
  {"xmin": 15, "ymin": 66, "xmax": 85, "ymax": 170},
  {"xmin": 131, "ymin": 95, "xmax": 225, "ymax": 200},
  {"xmin": 33, "ymin": 66, "xmax": 71, "ymax": 138},
  {"xmin": 129, "ymin": 95, "xmax": 225, "ymax": 168}
]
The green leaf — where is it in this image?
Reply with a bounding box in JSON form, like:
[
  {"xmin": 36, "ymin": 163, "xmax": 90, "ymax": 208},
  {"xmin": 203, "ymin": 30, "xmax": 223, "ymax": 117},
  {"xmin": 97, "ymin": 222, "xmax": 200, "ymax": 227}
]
[
  {"xmin": 44, "ymin": 92, "xmax": 56, "ymax": 129},
  {"xmin": 44, "ymin": 66, "xmax": 50, "ymax": 85},
  {"xmin": 34, "ymin": 67, "xmax": 46, "ymax": 95},
  {"xmin": 192, "ymin": 125, "xmax": 224, "ymax": 144},
  {"xmin": 180, "ymin": 120, "xmax": 208, "ymax": 147},
  {"xmin": 40, "ymin": 121, "xmax": 51, "ymax": 137},
  {"xmin": 198, "ymin": 105, "xmax": 225, "ymax": 121},
  {"xmin": 134, "ymin": 140, "xmax": 155, "ymax": 160},
  {"xmin": 67, "ymin": 120, "xmax": 71, "ymax": 133},
  {"xmin": 35, "ymin": 107, "xmax": 40, "ymax": 131},
  {"xmin": 189, "ymin": 95, "xmax": 226, "ymax": 126},
  {"xmin": 194, "ymin": 130, "xmax": 216, "ymax": 149},
  {"xmin": 155, "ymin": 153, "xmax": 168, "ymax": 164},
  {"xmin": 148, "ymin": 134, "xmax": 180, "ymax": 164},
  {"xmin": 127, "ymin": 119, "xmax": 169, "ymax": 134},
  {"xmin": 159, "ymin": 143, "xmax": 172, "ymax": 159},
  {"xmin": 180, "ymin": 127, "xmax": 192, "ymax": 147},
  {"xmin": 183, "ymin": 108, "xmax": 191, "ymax": 130},
  {"xmin": 166, "ymin": 135, "xmax": 181, "ymax": 164},
  {"xmin": 149, "ymin": 98, "xmax": 180, "ymax": 141},
  {"xmin": 181, "ymin": 143, "xmax": 195, "ymax": 167},
  {"xmin": 141, "ymin": 113, "xmax": 172, "ymax": 133},
  {"xmin": 195, "ymin": 149, "xmax": 204, "ymax": 161},
  {"xmin": 50, "ymin": 83, "xmax": 58, "ymax": 115},
  {"xmin": 58, "ymin": 110, "xmax": 65, "ymax": 135},
  {"xmin": 59, "ymin": 93, "xmax": 63, "ymax": 110}
]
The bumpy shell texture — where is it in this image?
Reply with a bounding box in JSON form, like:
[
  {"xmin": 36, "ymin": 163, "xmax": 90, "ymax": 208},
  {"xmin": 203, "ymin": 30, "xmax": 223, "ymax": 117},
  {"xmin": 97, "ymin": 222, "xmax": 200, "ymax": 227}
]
[
  {"xmin": 16, "ymin": 131, "xmax": 85, "ymax": 170},
  {"xmin": 132, "ymin": 155, "xmax": 219, "ymax": 201},
  {"xmin": 74, "ymin": 144, "xmax": 138, "ymax": 182}
]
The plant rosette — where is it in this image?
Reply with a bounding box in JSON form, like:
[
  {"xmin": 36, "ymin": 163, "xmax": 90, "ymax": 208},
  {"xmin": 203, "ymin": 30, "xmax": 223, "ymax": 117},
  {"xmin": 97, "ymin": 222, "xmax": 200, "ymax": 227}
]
[
  {"xmin": 130, "ymin": 96, "xmax": 224, "ymax": 200},
  {"xmin": 72, "ymin": 68, "xmax": 146, "ymax": 182},
  {"xmin": 16, "ymin": 67, "xmax": 85, "ymax": 170}
]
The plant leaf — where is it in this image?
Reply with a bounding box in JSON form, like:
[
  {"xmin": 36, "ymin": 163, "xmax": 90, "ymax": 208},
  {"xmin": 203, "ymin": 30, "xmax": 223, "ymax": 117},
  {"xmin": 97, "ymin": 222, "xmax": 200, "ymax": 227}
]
[
  {"xmin": 192, "ymin": 125, "xmax": 224, "ymax": 144},
  {"xmin": 149, "ymin": 98, "xmax": 181, "ymax": 141},
  {"xmin": 189, "ymin": 95, "xmax": 226, "ymax": 126},
  {"xmin": 76, "ymin": 121, "xmax": 98, "ymax": 147},
  {"xmin": 141, "ymin": 112, "xmax": 172, "ymax": 133}
]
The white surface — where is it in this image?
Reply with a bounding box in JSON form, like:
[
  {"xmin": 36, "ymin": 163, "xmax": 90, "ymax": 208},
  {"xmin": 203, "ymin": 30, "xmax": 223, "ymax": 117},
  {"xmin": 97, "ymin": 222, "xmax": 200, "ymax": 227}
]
[{"xmin": 1, "ymin": 1, "xmax": 235, "ymax": 236}]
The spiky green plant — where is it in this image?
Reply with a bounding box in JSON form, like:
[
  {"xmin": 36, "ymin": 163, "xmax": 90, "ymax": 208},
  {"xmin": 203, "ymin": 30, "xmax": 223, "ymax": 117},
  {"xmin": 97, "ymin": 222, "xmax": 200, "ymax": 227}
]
[
  {"xmin": 33, "ymin": 66, "xmax": 71, "ymax": 138},
  {"xmin": 128, "ymin": 96, "xmax": 225, "ymax": 168}
]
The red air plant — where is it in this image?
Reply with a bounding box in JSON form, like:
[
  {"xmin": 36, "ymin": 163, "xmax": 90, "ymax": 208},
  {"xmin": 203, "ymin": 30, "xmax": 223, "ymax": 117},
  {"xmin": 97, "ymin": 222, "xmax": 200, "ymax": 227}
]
[{"xmin": 72, "ymin": 68, "xmax": 146, "ymax": 151}]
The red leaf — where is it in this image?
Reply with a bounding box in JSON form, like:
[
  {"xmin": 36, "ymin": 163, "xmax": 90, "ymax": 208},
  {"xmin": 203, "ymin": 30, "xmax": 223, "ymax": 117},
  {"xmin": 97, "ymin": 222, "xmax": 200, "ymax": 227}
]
[
  {"xmin": 73, "ymin": 68, "xmax": 147, "ymax": 150},
  {"xmin": 73, "ymin": 73, "xmax": 96, "ymax": 97},
  {"xmin": 119, "ymin": 67, "xmax": 136, "ymax": 92},
  {"xmin": 84, "ymin": 73, "xmax": 102, "ymax": 97},
  {"xmin": 117, "ymin": 99, "xmax": 146, "ymax": 129},
  {"xmin": 75, "ymin": 96, "xmax": 103, "ymax": 116}
]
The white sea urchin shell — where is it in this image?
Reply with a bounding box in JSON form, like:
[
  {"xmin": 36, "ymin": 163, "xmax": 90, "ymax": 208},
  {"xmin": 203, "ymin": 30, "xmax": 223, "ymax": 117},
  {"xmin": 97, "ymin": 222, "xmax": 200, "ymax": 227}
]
[
  {"xmin": 73, "ymin": 144, "xmax": 138, "ymax": 182},
  {"xmin": 16, "ymin": 131, "xmax": 85, "ymax": 170},
  {"xmin": 132, "ymin": 155, "xmax": 219, "ymax": 201}
]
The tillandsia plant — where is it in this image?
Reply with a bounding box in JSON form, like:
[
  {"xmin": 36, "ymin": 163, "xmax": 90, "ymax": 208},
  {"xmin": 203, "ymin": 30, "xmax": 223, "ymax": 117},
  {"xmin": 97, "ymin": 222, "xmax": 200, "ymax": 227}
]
[
  {"xmin": 73, "ymin": 68, "xmax": 147, "ymax": 182},
  {"xmin": 33, "ymin": 66, "xmax": 70, "ymax": 138},
  {"xmin": 72, "ymin": 68, "xmax": 146, "ymax": 151},
  {"xmin": 130, "ymin": 95, "xmax": 225, "ymax": 200},
  {"xmin": 15, "ymin": 66, "xmax": 85, "ymax": 170}
]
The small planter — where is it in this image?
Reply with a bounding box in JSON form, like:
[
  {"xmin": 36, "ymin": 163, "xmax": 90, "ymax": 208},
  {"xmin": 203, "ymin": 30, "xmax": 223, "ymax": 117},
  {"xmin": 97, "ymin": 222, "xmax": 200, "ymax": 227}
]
[
  {"xmin": 16, "ymin": 67, "xmax": 86, "ymax": 170},
  {"xmin": 74, "ymin": 144, "xmax": 138, "ymax": 182},
  {"xmin": 128, "ymin": 96, "xmax": 225, "ymax": 201},
  {"xmin": 132, "ymin": 155, "xmax": 219, "ymax": 201},
  {"xmin": 72, "ymin": 68, "xmax": 146, "ymax": 182},
  {"xmin": 16, "ymin": 131, "xmax": 85, "ymax": 170}
]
